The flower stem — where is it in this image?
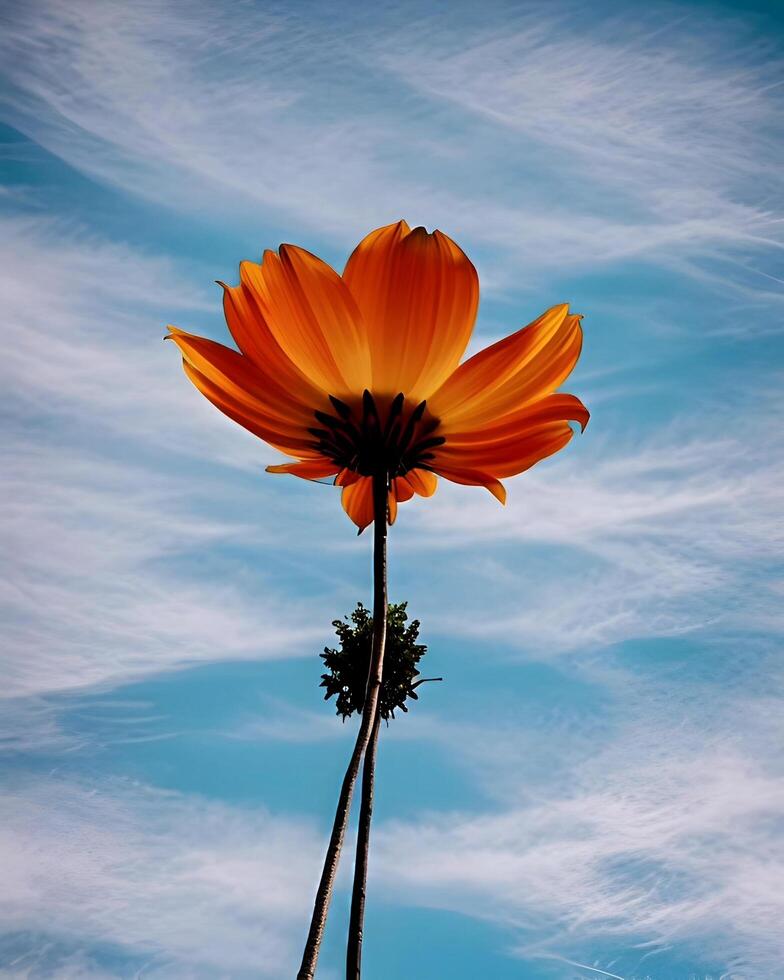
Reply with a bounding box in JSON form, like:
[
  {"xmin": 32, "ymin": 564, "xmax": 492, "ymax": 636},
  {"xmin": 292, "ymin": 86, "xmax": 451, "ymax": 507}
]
[
  {"xmin": 346, "ymin": 703, "xmax": 381, "ymax": 979},
  {"xmin": 297, "ymin": 472, "xmax": 389, "ymax": 980}
]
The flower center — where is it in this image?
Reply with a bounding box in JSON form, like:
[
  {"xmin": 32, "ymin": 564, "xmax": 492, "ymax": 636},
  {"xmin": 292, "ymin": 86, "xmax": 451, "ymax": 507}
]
[{"xmin": 309, "ymin": 391, "xmax": 444, "ymax": 478}]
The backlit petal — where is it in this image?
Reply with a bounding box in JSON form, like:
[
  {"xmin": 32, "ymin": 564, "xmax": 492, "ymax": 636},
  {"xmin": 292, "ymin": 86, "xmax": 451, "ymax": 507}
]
[
  {"xmin": 445, "ymin": 393, "xmax": 589, "ymax": 445},
  {"xmin": 181, "ymin": 361, "xmax": 317, "ymax": 458},
  {"xmin": 430, "ymin": 306, "xmax": 583, "ymax": 429},
  {"xmin": 432, "ymin": 421, "xmax": 574, "ymax": 479},
  {"xmin": 219, "ymin": 281, "xmax": 327, "ymax": 408},
  {"xmin": 335, "ymin": 468, "xmax": 362, "ymax": 487},
  {"xmin": 392, "ymin": 477, "xmax": 416, "ymax": 503},
  {"xmin": 343, "ymin": 221, "xmax": 478, "ymax": 402},
  {"xmin": 266, "ymin": 458, "xmax": 340, "ymax": 480},
  {"xmin": 168, "ymin": 327, "xmax": 320, "ymax": 429},
  {"xmin": 428, "ymin": 464, "xmax": 507, "ymax": 504},
  {"xmin": 341, "ymin": 477, "xmax": 375, "ymax": 531},
  {"xmin": 387, "ymin": 492, "xmax": 398, "ymax": 526},
  {"xmin": 402, "ymin": 468, "xmax": 438, "ymax": 497},
  {"xmin": 237, "ymin": 246, "xmax": 371, "ymax": 397}
]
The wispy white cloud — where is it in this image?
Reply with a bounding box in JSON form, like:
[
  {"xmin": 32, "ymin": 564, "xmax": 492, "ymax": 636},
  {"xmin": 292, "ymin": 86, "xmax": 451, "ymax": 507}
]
[
  {"xmin": 0, "ymin": 216, "xmax": 351, "ymax": 701},
  {"xmin": 372, "ymin": 7, "xmax": 784, "ymax": 280},
  {"xmin": 0, "ymin": 776, "xmax": 323, "ymax": 978},
  {"xmin": 2, "ymin": 6, "xmax": 783, "ymax": 978},
  {"xmin": 0, "ymin": 441, "xmax": 327, "ymax": 699},
  {"xmin": 2, "ymin": 0, "xmax": 782, "ymax": 293},
  {"xmin": 398, "ymin": 405, "xmax": 784, "ymax": 656},
  {"xmin": 0, "ymin": 214, "xmax": 256, "ymax": 469},
  {"xmin": 374, "ymin": 688, "xmax": 784, "ymax": 979}
]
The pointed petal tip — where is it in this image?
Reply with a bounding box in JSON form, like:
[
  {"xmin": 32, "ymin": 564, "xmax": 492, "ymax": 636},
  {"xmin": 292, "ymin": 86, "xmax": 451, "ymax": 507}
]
[{"xmin": 490, "ymin": 482, "xmax": 507, "ymax": 505}]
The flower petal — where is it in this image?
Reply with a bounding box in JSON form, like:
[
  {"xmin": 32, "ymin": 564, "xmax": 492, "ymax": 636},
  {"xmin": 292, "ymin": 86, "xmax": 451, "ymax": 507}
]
[
  {"xmin": 429, "ymin": 305, "xmax": 583, "ymax": 429},
  {"xmin": 392, "ymin": 477, "xmax": 416, "ymax": 503},
  {"xmin": 432, "ymin": 421, "xmax": 575, "ymax": 479},
  {"xmin": 445, "ymin": 393, "xmax": 589, "ymax": 445},
  {"xmin": 236, "ymin": 246, "xmax": 371, "ymax": 397},
  {"xmin": 341, "ymin": 477, "xmax": 375, "ymax": 531},
  {"xmin": 181, "ymin": 360, "xmax": 318, "ymax": 458},
  {"xmin": 428, "ymin": 464, "xmax": 507, "ymax": 504},
  {"xmin": 343, "ymin": 221, "xmax": 479, "ymax": 401},
  {"xmin": 335, "ymin": 467, "xmax": 362, "ymax": 487},
  {"xmin": 168, "ymin": 327, "xmax": 321, "ymax": 430},
  {"xmin": 266, "ymin": 458, "xmax": 340, "ymax": 480},
  {"xmin": 219, "ymin": 280, "xmax": 327, "ymax": 409},
  {"xmin": 387, "ymin": 491, "xmax": 398, "ymax": 526},
  {"xmin": 402, "ymin": 468, "xmax": 438, "ymax": 497}
]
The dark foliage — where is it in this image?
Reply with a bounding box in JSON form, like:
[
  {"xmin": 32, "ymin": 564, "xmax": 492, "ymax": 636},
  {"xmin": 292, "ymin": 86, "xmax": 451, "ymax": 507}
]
[{"xmin": 320, "ymin": 602, "xmax": 438, "ymax": 721}]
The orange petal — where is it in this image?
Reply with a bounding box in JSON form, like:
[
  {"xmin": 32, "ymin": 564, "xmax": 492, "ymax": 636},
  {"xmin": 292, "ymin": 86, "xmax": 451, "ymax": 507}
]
[
  {"xmin": 237, "ymin": 246, "xmax": 371, "ymax": 397},
  {"xmin": 219, "ymin": 282, "xmax": 326, "ymax": 409},
  {"xmin": 181, "ymin": 360, "xmax": 318, "ymax": 458},
  {"xmin": 387, "ymin": 491, "xmax": 398, "ymax": 526},
  {"xmin": 445, "ymin": 393, "xmax": 589, "ymax": 445},
  {"xmin": 341, "ymin": 477, "xmax": 375, "ymax": 531},
  {"xmin": 392, "ymin": 477, "xmax": 416, "ymax": 503},
  {"xmin": 433, "ymin": 422, "xmax": 575, "ymax": 479},
  {"xmin": 402, "ymin": 468, "xmax": 438, "ymax": 497},
  {"xmin": 335, "ymin": 467, "xmax": 362, "ymax": 487},
  {"xmin": 428, "ymin": 464, "xmax": 507, "ymax": 504},
  {"xmin": 168, "ymin": 327, "xmax": 318, "ymax": 431},
  {"xmin": 429, "ymin": 306, "xmax": 583, "ymax": 429},
  {"xmin": 343, "ymin": 221, "xmax": 478, "ymax": 402},
  {"xmin": 266, "ymin": 458, "xmax": 340, "ymax": 480}
]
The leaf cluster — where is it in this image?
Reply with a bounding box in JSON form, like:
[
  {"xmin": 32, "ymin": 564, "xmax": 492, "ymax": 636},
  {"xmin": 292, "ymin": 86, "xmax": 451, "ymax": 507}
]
[{"xmin": 320, "ymin": 602, "xmax": 431, "ymax": 721}]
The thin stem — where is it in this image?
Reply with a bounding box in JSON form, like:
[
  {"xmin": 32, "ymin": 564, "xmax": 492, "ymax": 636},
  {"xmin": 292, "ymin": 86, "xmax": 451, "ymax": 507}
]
[
  {"xmin": 297, "ymin": 472, "xmax": 389, "ymax": 980},
  {"xmin": 346, "ymin": 703, "xmax": 381, "ymax": 979}
]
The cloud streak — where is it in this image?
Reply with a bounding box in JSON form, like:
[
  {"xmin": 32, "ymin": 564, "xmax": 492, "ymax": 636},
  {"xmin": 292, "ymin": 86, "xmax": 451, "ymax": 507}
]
[
  {"xmin": 398, "ymin": 404, "xmax": 784, "ymax": 656},
  {"xmin": 0, "ymin": 776, "xmax": 323, "ymax": 978},
  {"xmin": 0, "ymin": 216, "xmax": 349, "ymax": 701},
  {"xmin": 2, "ymin": 1, "xmax": 782, "ymax": 292},
  {"xmin": 375, "ymin": 689, "xmax": 784, "ymax": 980}
]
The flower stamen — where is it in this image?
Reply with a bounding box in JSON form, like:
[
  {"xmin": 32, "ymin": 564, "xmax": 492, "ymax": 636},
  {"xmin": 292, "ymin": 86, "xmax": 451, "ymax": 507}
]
[{"xmin": 312, "ymin": 390, "xmax": 445, "ymax": 478}]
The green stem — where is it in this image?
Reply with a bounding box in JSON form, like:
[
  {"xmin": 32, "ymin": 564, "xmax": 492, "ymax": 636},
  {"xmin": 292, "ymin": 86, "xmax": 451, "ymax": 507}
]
[{"xmin": 297, "ymin": 472, "xmax": 389, "ymax": 980}]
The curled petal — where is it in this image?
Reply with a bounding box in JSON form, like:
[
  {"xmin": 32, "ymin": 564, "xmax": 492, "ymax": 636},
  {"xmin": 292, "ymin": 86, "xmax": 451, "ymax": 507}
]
[
  {"xmin": 266, "ymin": 458, "xmax": 340, "ymax": 480},
  {"xmin": 387, "ymin": 492, "xmax": 398, "ymax": 526},
  {"xmin": 343, "ymin": 221, "xmax": 478, "ymax": 402},
  {"xmin": 428, "ymin": 464, "xmax": 507, "ymax": 504},
  {"xmin": 445, "ymin": 394, "xmax": 589, "ymax": 445},
  {"xmin": 430, "ymin": 305, "xmax": 583, "ymax": 429},
  {"xmin": 433, "ymin": 422, "xmax": 574, "ymax": 479}
]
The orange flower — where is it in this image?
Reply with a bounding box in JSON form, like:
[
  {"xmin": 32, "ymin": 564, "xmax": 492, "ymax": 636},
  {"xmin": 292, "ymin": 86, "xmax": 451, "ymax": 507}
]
[{"xmin": 168, "ymin": 221, "xmax": 588, "ymax": 531}]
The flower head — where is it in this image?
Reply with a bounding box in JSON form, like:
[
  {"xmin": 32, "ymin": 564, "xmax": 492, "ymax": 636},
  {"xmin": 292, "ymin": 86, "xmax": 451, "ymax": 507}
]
[{"xmin": 168, "ymin": 221, "xmax": 588, "ymax": 530}]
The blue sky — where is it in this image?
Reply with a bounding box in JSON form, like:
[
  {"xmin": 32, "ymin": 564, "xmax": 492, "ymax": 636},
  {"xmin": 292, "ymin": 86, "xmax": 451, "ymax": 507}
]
[{"xmin": 1, "ymin": 0, "xmax": 783, "ymax": 977}]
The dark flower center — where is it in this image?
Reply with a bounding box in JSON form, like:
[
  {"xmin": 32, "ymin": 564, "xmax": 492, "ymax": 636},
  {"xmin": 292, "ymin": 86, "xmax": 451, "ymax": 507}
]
[{"xmin": 309, "ymin": 391, "xmax": 444, "ymax": 478}]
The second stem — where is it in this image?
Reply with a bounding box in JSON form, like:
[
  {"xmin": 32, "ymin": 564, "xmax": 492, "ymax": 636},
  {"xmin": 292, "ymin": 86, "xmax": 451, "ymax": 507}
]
[
  {"xmin": 346, "ymin": 471, "xmax": 389, "ymax": 979},
  {"xmin": 296, "ymin": 471, "xmax": 389, "ymax": 980}
]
